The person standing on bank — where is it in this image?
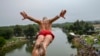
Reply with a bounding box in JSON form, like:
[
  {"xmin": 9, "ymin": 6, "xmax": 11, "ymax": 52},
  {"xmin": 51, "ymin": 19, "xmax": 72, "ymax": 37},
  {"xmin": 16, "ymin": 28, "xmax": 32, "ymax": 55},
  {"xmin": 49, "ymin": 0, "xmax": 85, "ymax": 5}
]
[{"xmin": 20, "ymin": 9, "xmax": 66, "ymax": 56}]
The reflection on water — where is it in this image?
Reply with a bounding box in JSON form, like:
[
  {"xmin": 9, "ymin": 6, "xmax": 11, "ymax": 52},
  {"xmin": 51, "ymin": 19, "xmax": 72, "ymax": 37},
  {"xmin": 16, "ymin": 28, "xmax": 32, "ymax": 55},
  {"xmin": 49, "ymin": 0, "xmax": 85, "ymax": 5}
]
[
  {"xmin": 25, "ymin": 41, "xmax": 33, "ymax": 53},
  {"xmin": 5, "ymin": 44, "xmax": 31, "ymax": 56},
  {"xmin": 5, "ymin": 28, "xmax": 77, "ymax": 56},
  {"xmin": 47, "ymin": 28, "xmax": 77, "ymax": 56}
]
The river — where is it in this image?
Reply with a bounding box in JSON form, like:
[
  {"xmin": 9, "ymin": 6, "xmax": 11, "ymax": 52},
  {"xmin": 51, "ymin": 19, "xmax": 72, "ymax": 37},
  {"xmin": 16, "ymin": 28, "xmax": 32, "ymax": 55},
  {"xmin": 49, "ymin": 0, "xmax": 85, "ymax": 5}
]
[{"xmin": 5, "ymin": 28, "xmax": 77, "ymax": 56}]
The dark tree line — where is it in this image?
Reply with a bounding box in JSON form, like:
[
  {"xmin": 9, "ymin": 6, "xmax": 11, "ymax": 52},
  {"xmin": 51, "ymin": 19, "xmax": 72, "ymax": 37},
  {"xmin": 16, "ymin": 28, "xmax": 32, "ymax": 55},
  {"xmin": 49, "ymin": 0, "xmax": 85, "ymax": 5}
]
[
  {"xmin": 0, "ymin": 24, "xmax": 38, "ymax": 49},
  {"xmin": 0, "ymin": 24, "xmax": 39, "ymax": 40},
  {"xmin": 23, "ymin": 25, "xmax": 38, "ymax": 39},
  {"xmin": 63, "ymin": 20, "xmax": 94, "ymax": 35},
  {"xmin": 14, "ymin": 25, "xmax": 23, "ymax": 37},
  {"xmin": 13, "ymin": 24, "xmax": 38, "ymax": 39},
  {"xmin": 0, "ymin": 27, "xmax": 13, "ymax": 39},
  {"xmin": 62, "ymin": 20, "xmax": 95, "ymax": 43}
]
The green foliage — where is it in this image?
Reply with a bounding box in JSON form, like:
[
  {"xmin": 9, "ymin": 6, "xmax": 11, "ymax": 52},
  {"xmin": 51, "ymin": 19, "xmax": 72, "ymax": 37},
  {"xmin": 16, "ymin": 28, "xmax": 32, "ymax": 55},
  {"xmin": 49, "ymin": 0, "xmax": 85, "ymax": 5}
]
[
  {"xmin": 0, "ymin": 37, "xmax": 6, "ymax": 47},
  {"xmin": 63, "ymin": 20, "xmax": 94, "ymax": 35},
  {"xmin": 13, "ymin": 25, "xmax": 23, "ymax": 36},
  {"xmin": 24, "ymin": 24, "xmax": 37, "ymax": 38},
  {"xmin": 0, "ymin": 39, "xmax": 25, "ymax": 56},
  {"xmin": 0, "ymin": 24, "xmax": 39, "ymax": 40},
  {"xmin": 0, "ymin": 28, "xmax": 13, "ymax": 39}
]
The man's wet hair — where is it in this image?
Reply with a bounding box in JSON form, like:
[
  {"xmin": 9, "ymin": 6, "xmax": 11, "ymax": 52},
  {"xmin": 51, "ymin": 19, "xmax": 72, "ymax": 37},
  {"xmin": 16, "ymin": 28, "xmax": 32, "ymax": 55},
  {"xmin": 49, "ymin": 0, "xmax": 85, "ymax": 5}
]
[{"xmin": 43, "ymin": 17, "xmax": 47, "ymax": 20}]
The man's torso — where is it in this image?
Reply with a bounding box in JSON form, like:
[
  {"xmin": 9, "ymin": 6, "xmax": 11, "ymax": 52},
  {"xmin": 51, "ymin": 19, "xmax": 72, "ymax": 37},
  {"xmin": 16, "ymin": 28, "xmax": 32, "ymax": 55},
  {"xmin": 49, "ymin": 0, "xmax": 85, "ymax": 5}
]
[{"xmin": 39, "ymin": 20, "xmax": 52, "ymax": 31}]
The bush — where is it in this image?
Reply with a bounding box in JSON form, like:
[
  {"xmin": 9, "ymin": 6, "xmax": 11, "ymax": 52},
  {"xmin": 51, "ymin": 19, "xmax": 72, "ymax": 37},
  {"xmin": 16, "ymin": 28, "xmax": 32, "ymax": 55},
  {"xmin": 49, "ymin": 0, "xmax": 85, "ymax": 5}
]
[
  {"xmin": 63, "ymin": 20, "xmax": 94, "ymax": 35},
  {"xmin": 13, "ymin": 25, "xmax": 23, "ymax": 37},
  {"xmin": 24, "ymin": 25, "xmax": 37, "ymax": 38},
  {"xmin": 0, "ymin": 29, "xmax": 13, "ymax": 39},
  {"xmin": 0, "ymin": 37, "xmax": 6, "ymax": 47}
]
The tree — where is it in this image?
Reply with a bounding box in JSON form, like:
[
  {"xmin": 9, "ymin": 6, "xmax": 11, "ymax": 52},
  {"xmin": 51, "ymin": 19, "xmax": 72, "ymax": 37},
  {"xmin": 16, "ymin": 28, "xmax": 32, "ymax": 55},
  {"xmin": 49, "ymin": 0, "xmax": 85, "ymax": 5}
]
[
  {"xmin": 0, "ymin": 37, "xmax": 6, "ymax": 56},
  {"xmin": 0, "ymin": 37, "xmax": 6, "ymax": 48},
  {"xmin": 13, "ymin": 25, "xmax": 23, "ymax": 37},
  {"xmin": 24, "ymin": 25, "xmax": 37, "ymax": 39},
  {"xmin": 0, "ymin": 29, "xmax": 13, "ymax": 39},
  {"xmin": 63, "ymin": 20, "xmax": 94, "ymax": 35}
]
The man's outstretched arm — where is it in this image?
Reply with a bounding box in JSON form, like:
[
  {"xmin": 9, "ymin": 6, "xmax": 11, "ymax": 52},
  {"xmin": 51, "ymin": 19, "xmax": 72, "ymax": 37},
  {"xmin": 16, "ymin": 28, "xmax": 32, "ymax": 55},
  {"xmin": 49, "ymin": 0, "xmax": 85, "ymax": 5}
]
[
  {"xmin": 49, "ymin": 10, "xmax": 67, "ymax": 23},
  {"xmin": 20, "ymin": 11, "xmax": 40, "ymax": 24}
]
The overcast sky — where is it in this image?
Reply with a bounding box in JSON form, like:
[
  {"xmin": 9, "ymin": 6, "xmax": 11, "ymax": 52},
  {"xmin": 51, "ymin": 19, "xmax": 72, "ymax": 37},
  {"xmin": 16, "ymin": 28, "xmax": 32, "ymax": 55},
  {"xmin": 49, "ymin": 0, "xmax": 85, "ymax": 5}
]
[{"xmin": 0, "ymin": 0, "xmax": 100, "ymax": 26}]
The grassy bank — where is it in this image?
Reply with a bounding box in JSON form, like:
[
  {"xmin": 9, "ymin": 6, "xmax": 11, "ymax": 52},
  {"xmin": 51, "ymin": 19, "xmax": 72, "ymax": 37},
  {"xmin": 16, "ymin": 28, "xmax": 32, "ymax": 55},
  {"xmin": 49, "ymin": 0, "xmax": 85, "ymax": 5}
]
[
  {"xmin": 0, "ymin": 37, "xmax": 27, "ymax": 56},
  {"xmin": 72, "ymin": 35, "xmax": 100, "ymax": 56}
]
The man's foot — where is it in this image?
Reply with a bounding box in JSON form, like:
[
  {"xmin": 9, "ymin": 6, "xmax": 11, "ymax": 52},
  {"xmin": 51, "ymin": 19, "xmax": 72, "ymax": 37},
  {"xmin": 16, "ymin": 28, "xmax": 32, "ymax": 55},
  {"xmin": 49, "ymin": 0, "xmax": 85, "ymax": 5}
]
[{"xmin": 39, "ymin": 43, "xmax": 45, "ymax": 56}]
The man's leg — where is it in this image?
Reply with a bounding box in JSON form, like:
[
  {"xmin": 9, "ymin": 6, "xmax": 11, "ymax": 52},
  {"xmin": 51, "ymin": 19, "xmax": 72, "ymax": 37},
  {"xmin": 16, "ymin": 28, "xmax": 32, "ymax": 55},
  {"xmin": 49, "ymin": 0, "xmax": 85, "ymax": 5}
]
[
  {"xmin": 42, "ymin": 35, "xmax": 53, "ymax": 56},
  {"xmin": 32, "ymin": 35, "xmax": 44, "ymax": 56}
]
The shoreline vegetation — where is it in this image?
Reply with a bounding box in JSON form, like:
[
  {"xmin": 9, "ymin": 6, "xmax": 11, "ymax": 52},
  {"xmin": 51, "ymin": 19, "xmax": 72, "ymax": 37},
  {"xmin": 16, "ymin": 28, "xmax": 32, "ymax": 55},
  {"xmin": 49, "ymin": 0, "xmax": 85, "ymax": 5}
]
[
  {"xmin": 0, "ymin": 37, "xmax": 27, "ymax": 56},
  {"xmin": 0, "ymin": 24, "xmax": 38, "ymax": 56},
  {"xmin": 69, "ymin": 33, "xmax": 100, "ymax": 56},
  {"xmin": 60, "ymin": 20, "xmax": 100, "ymax": 56}
]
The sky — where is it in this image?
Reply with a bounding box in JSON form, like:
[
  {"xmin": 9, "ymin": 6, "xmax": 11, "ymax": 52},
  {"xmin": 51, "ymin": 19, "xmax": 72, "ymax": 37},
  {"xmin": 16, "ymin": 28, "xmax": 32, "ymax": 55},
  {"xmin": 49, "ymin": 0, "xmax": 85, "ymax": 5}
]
[{"xmin": 0, "ymin": 0, "xmax": 100, "ymax": 26}]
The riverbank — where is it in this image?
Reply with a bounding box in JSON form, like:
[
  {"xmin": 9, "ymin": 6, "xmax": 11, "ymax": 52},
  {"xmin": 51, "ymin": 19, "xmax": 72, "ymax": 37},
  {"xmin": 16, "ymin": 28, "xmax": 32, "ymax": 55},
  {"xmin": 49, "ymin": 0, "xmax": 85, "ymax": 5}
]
[
  {"xmin": 62, "ymin": 28, "xmax": 100, "ymax": 56},
  {"xmin": 0, "ymin": 37, "xmax": 27, "ymax": 56},
  {"xmin": 71, "ymin": 35, "xmax": 100, "ymax": 56},
  {"xmin": 4, "ymin": 28, "xmax": 77, "ymax": 56}
]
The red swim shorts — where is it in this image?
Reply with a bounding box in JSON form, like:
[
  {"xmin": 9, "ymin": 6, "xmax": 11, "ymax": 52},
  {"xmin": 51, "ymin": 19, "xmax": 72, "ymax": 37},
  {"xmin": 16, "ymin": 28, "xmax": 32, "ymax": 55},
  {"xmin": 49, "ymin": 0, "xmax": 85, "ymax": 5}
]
[{"xmin": 36, "ymin": 30, "xmax": 54, "ymax": 39}]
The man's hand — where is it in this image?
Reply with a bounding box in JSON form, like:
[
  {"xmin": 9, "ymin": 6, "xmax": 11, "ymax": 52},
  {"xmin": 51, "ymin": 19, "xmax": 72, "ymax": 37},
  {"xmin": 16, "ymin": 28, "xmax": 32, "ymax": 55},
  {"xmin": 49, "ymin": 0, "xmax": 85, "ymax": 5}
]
[
  {"xmin": 60, "ymin": 10, "xmax": 66, "ymax": 19},
  {"xmin": 20, "ymin": 11, "xmax": 28, "ymax": 20}
]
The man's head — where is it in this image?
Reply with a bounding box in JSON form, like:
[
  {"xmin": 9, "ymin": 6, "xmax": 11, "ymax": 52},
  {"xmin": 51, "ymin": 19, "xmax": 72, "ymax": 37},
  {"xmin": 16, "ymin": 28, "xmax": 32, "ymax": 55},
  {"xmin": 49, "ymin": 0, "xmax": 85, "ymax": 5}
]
[{"xmin": 43, "ymin": 17, "xmax": 47, "ymax": 20}]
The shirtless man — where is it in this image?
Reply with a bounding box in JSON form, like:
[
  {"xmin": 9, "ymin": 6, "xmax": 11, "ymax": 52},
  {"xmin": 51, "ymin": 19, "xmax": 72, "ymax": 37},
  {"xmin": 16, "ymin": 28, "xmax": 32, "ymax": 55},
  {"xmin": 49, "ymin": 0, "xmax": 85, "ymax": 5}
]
[{"xmin": 20, "ymin": 10, "xmax": 66, "ymax": 56}]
